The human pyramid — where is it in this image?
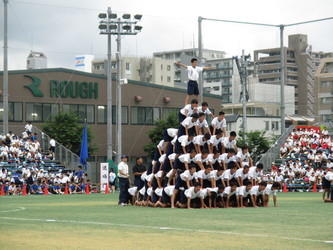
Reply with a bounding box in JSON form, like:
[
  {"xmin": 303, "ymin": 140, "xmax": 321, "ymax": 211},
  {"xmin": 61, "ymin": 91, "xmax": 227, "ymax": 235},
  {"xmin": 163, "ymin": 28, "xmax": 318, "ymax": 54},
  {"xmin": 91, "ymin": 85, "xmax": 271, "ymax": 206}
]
[{"xmin": 121, "ymin": 58, "xmax": 280, "ymax": 208}]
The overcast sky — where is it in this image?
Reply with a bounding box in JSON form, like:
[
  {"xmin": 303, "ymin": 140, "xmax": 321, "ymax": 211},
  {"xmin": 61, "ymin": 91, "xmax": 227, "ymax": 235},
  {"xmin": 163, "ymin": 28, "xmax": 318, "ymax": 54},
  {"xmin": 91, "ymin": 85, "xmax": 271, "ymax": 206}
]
[{"xmin": 0, "ymin": 0, "xmax": 332, "ymax": 70}]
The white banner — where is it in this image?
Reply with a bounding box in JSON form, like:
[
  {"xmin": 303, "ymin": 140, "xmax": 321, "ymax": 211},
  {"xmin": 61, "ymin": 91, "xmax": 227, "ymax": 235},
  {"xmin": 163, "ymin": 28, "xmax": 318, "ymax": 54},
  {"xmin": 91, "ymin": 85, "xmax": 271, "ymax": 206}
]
[{"xmin": 100, "ymin": 163, "xmax": 109, "ymax": 192}]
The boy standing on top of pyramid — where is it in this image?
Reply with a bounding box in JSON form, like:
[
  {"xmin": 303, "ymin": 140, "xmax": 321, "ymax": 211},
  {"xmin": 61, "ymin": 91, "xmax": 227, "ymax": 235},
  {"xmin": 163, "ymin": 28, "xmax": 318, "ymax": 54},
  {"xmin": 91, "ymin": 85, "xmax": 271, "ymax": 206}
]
[{"xmin": 175, "ymin": 58, "xmax": 214, "ymax": 105}]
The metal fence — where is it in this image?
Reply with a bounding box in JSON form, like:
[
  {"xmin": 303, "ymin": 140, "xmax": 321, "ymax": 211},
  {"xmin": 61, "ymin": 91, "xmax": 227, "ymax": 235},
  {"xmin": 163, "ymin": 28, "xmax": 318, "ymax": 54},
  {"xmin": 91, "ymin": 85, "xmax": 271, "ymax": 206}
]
[
  {"xmin": 258, "ymin": 125, "xmax": 295, "ymax": 172},
  {"xmin": 32, "ymin": 126, "xmax": 88, "ymax": 170}
]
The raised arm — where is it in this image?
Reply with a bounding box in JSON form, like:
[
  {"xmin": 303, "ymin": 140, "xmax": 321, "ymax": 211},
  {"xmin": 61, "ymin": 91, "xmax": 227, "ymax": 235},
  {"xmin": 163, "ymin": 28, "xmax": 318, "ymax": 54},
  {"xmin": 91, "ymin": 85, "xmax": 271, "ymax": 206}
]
[
  {"xmin": 175, "ymin": 62, "xmax": 188, "ymax": 69},
  {"xmin": 203, "ymin": 66, "xmax": 215, "ymax": 70}
]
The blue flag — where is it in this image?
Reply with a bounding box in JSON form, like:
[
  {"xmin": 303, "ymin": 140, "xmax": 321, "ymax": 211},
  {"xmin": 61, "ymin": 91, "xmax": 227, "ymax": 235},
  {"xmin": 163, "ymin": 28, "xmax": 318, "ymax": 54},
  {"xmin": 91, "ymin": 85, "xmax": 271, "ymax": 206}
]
[{"xmin": 80, "ymin": 125, "xmax": 89, "ymax": 168}]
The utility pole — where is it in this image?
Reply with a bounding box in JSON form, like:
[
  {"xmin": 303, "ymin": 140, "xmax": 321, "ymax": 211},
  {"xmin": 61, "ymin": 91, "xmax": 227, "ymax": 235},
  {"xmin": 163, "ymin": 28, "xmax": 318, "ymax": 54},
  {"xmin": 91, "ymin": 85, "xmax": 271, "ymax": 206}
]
[
  {"xmin": 116, "ymin": 19, "xmax": 122, "ymax": 165},
  {"xmin": 198, "ymin": 16, "xmax": 203, "ymax": 103},
  {"xmin": 241, "ymin": 50, "xmax": 248, "ymax": 137},
  {"xmin": 3, "ymin": 0, "xmax": 9, "ymax": 135},
  {"xmin": 106, "ymin": 7, "xmax": 113, "ymax": 161},
  {"xmin": 279, "ymin": 25, "xmax": 286, "ymax": 134}
]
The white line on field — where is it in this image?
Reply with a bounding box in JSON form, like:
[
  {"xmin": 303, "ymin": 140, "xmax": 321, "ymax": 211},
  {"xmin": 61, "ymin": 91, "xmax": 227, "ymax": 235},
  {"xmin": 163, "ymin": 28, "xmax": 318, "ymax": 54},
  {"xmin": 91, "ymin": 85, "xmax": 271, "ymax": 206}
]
[
  {"xmin": 0, "ymin": 216, "xmax": 330, "ymax": 244},
  {"xmin": 0, "ymin": 207, "xmax": 26, "ymax": 213}
]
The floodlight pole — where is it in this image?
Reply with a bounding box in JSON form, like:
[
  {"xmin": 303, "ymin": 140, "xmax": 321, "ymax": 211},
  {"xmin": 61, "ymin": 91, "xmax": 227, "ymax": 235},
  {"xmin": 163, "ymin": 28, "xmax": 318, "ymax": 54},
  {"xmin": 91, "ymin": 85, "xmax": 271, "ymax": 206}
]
[
  {"xmin": 106, "ymin": 7, "xmax": 113, "ymax": 161},
  {"xmin": 241, "ymin": 50, "xmax": 247, "ymax": 137},
  {"xmin": 116, "ymin": 19, "xmax": 122, "ymax": 165},
  {"xmin": 3, "ymin": 0, "xmax": 9, "ymax": 135},
  {"xmin": 279, "ymin": 25, "xmax": 286, "ymax": 134}
]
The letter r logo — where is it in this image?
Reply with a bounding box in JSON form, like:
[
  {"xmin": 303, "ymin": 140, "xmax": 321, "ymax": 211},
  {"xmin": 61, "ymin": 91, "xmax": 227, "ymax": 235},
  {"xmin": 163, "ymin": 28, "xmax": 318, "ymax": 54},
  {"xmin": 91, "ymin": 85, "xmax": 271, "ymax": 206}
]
[{"xmin": 24, "ymin": 75, "xmax": 44, "ymax": 97}]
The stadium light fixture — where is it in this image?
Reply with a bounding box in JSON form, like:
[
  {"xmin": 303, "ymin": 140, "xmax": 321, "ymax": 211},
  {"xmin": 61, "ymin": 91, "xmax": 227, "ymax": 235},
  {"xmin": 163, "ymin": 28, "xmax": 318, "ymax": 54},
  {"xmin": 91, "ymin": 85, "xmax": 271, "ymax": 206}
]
[
  {"xmin": 109, "ymin": 24, "xmax": 118, "ymax": 30},
  {"xmin": 98, "ymin": 24, "xmax": 107, "ymax": 30},
  {"xmin": 109, "ymin": 13, "xmax": 117, "ymax": 19},
  {"xmin": 134, "ymin": 26, "xmax": 142, "ymax": 31},
  {"xmin": 122, "ymin": 14, "xmax": 131, "ymax": 19},
  {"xmin": 98, "ymin": 13, "xmax": 107, "ymax": 19},
  {"xmin": 134, "ymin": 14, "xmax": 142, "ymax": 20},
  {"xmin": 123, "ymin": 25, "xmax": 131, "ymax": 31}
]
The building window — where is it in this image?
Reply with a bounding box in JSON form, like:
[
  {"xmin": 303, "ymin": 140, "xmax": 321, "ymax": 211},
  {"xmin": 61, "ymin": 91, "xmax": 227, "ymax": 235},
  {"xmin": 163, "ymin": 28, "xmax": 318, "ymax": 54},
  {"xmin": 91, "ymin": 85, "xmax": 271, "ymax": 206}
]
[
  {"xmin": 153, "ymin": 108, "xmax": 160, "ymax": 121},
  {"xmin": 0, "ymin": 102, "xmax": 23, "ymax": 122},
  {"xmin": 272, "ymin": 121, "xmax": 279, "ymax": 131},
  {"xmin": 265, "ymin": 121, "xmax": 270, "ymax": 131},
  {"xmin": 26, "ymin": 103, "xmax": 43, "ymax": 122},
  {"xmin": 131, "ymin": 107, "xmax": 159, "ymax": 125},
  {"xmin": 97, "ymin": 105, "xmax": 106, "ymax": 123},
  {"xmin": 62, "ymin": 104, "xmax": 94, "ymax": 123},
  {"xmin": 321, "ymin": 97, "xmax": 333, "ymax": 104},
  {"xmin": 167, "ymin": 65, "xmax": 171, "ymax": 71},
  {"xmin": 161, "ymin": 64, "xmax": 163, "ymax": 70},
  {"xmin": 42, "ymin": 103, "xmax": 59, "ymax": 122},
  {"xmin": 162, "ymin": 108, "xmax": 179, "ymax": 120},
  {"xmin": 125, "ymin": 62, "xmax": 130, "ymax": 71},
  {"xmin": 161, "ymin": 76, "xmax": 163, "ymax": 82},
  {"xmin": 167, "ymin": 76, "xmax": 171, "ymax": 83},
  {"xmin": 112, "ymin": 106, "xmax": 128, "ymax": 124}
]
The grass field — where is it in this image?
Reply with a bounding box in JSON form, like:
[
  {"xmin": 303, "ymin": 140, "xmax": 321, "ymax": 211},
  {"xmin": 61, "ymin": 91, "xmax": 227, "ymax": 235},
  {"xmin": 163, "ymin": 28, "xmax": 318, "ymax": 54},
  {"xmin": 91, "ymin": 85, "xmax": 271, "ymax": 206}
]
[{"xmin": 0, "ymin": 192, "xmax": 332, "ymax": 250}]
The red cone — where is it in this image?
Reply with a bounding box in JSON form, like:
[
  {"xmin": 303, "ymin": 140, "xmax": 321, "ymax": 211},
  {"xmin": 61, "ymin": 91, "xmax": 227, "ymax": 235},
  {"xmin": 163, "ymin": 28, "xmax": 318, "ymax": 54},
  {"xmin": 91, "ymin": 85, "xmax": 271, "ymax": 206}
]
[
  {"xmin": 64, "ymin": 185, "xmax": 69, "ymax": 195},
  {"xmin": 312, "ymin": 183, "xmax": 317, "ymax": 192},
  {"xmin": 0, "ymin": 184, "xmax": 5, "ymax": 196},
  {"xmin": 104, "ymin": 183, "xmax": 110, "ymax": 194},
  {"xmin": 85, "ymin": 184, "xmax": 90, "ymax": 194},
  {"xmin": 43, "ymin": 185, "xmax": 49, "ymax": 195},
  {"xmin": 283, "ymin": 183, "xmax": 288, "ymax": 193},
  {"xmin": 22, "ymin": 184, "xmax": 27, "ymax": 196}
]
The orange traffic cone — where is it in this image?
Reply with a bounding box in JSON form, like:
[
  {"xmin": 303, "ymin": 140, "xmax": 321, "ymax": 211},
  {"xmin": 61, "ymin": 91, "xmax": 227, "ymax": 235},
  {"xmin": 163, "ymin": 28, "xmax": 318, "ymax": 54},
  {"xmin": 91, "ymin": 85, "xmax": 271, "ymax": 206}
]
[
  {"xmin": 64, "ymin": 185, "xmax": 69, "ymax": 195},
  {"xmin": 283, "ymin": 183, "xmax": 288, "ymax": 193},
  {"xmin": 85, "ymin": 184, "xmax": 90, "ymax": 194},
  {"xmin": 43, "ymin": 185, "xmax": 49, "ymax": 195},
  {"xmin": 312, "ymin": 183, "xmax": 317, "ymax": 192},
  {"xmin": 0, "ymin": 184, "xmax": 5, "ymax": 196},
  {"xmin": 104, "ymin": 183, "xmax": 110, "ymax": 194},
  {"xmin": 22, "ymin": 184, "xmax": 27, "ymax": 196}
]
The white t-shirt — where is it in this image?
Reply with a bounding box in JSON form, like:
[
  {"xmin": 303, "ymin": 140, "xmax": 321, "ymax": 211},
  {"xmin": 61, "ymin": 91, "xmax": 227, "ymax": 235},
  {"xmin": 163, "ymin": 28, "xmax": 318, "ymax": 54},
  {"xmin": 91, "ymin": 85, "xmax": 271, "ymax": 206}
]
[
  {"xmin": 167, "ymin": 128, "xmax": 178, "ymax": 138},
  {"xmin": 198, "ymin": 106, "xmax": 212, "ymax": 116},
  {"xmin": 180, "ymin": 170, "xmax": 196, "ymax": 181},
  {"xmin": 223, "ymin": 186, "xmax": 237, "ymax": 197},
  {"xmin": 25, "ymin": 124, "xmax": 32, "ymax": 132},
  {"xmin": 184, "ymin": 186, "xmax": 201, "ymax": 199},
  {"xmin": 236, "ymin": 186, "xmax": 250, "ymax": 197},
  {"xmin": 235, "ymin": 168, "xmax": 248, "ymax": 180},
  {"xmin": 109, "ymin": 172, "xmax": 116, "ymax": 182},
  {"xmin": 118, "ymin": 162, "xmax": 129, "ymax": 178},
  {"xmin": 211, "ymin": 117, "xmax": 226, "ymax": 129},
  {"xmin": 219, "ymin": 153, "xmax": 237, "ymax": 164},
  {"xmin": 197, "ymin": 119, "xmax": 209, "ymax": 129},
  {"xmin": 250, "ymin": 185, "xmax": 260, "ymax": 196},
  {"xmin": 178, "ymin": 153, "xmax": 192, "ymax": 163},
  {"xmin": 197, "ymin": 170, "xmax": 211, "ymax": 180},
  {"xmin": 222, "ymin": 137, "xmax": 237, "ymax": 149},
  {"xmin": 187, "ymin": 66, "xmax": 203, "ymax": 81},
  {"xmin": 181, "ymin": 117, "xmax": 198, "ymax": 129},
  {"xmin": 164, "ymin": 185, "xmax": 175, "ymax": 197},
  {"xmin": 222, "ymin": 169, "xmax": 235, "ymax": 180},
  {"xmin": 180, "ymin": 104, "xmax": 198, "ymax": 116},
  {"xmin": 208, "ymin": 135, "xmax": 223, "ymax": 147},
  {"xmin": 49, "ymin": 139, "xmax": 56, "ymax": 147},
  {"xmin": 178, "ymin": 135, "xmax": 192, "ymax": 147},
  {"xmin": 264, "ymin": 184, "xmax": 277, "ymax": 196},
  {"xmin": 193, "ymin": 135, "xmax": 207, "ymax": 146}
]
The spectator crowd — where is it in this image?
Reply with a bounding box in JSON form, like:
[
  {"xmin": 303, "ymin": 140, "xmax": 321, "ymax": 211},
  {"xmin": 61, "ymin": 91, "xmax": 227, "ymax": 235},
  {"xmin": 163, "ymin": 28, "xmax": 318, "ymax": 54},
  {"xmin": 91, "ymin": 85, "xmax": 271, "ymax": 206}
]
[{"xmin": 0, "ymin": 123, "xmax": 90, "ymax": 195}]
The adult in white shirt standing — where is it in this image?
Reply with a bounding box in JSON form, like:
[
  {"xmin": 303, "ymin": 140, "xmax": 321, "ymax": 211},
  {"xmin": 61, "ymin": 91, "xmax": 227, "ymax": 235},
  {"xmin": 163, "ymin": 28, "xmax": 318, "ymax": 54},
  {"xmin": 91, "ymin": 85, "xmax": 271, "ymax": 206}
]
[
  {"xmin": 118, "ymin": 155, "xmax": 130, "ymax": 206},
  {"xmin": 175, "ymin": 58, "xmax": 214, "ymax": 105}
]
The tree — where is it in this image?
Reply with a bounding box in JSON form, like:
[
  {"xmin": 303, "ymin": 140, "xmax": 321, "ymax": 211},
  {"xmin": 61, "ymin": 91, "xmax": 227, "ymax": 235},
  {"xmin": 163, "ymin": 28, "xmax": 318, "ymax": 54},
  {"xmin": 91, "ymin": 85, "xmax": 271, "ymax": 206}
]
[
  {"xmin": 237, "ymin": 130, "xmax": 272, "ymax": 162},
  {"xmin": 144, "ymin": 113, "xmax": 179, "ymax": 157},
  {"xmin": 42, "ymin": 112, "xmax": 96, "ymax": 155}
]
